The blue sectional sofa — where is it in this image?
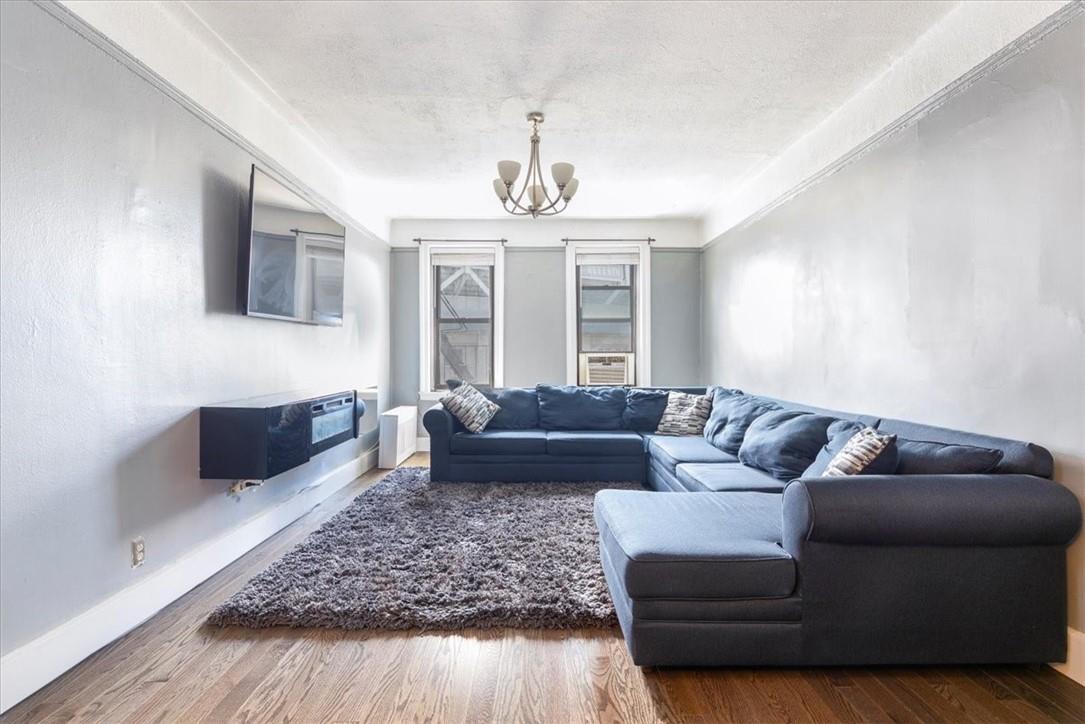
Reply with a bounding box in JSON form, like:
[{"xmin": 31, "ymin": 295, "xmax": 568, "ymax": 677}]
[{"xmin": 423, "ymin": 384, "xmax": 1082, "ymax": 667}]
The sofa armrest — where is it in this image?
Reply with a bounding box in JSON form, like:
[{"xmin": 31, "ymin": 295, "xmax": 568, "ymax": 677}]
[
  {"xmin": 783, "ymin": 474, "xmax": 1081, "ymax": 553},
  {"xmin": 422, "ymin": 403, "xmax": 456, "ymax": 441}
]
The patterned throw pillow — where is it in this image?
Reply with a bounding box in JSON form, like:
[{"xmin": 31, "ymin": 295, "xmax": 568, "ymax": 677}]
[
  {"xmin": 655, "ymin": 391, "xmax": 712, "ymax": 436},
  {"xmin": 824, "ymin": 428, "xmax": 897, "ymax": 476},
  {"xmin": 440, "ymin": 383, "xmax": 499, "ymax": 433}
]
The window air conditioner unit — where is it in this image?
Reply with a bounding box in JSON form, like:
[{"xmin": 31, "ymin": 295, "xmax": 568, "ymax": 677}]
[{"xmin": 579, "ymin": 353, "xmax": 635, "ymax": 386}]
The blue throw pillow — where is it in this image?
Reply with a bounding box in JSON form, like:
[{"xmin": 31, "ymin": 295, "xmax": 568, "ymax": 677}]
[
  {"xmin": 895, "ymin": 439, "xmax": 1003, "ymax": 474},
  {"xmin": 447, "ymin": 381, "xmax": 539, "ymax": 429},
  {"xmin": 536, "ymin": 384, "xmax": 627, "ymax": 430},
  {"xmin": 738, "ymin": 410, "xmax": 838, "ymax": 480},
  {"xmin": 706, "ymin": 394, "xmax": 781, "ymax": 454},
  {"xmin": 622, "ymin": 389, "xmax": 669, "ymax": 431},
  {"xmin": 804, "ymin": 420, "xmax": 899, "ymax": 477},
  {"xmin": 702, "ymin": 386, "xmax": 744, "ymax": 443}
]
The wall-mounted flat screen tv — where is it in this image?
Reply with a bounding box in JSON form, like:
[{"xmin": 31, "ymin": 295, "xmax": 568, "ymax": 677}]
[{"xmin": 239, "ymin": 165, "xmax": 346, "ymax": 326}]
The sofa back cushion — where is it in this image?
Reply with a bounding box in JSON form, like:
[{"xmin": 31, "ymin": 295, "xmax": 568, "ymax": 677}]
[
  {"xmin": 895, "ymin": 439, "xmax": 1003, "ymax": 475},
  {"xmin": 622, "ymin": 388, "xmax": 670, "ymax": 431},
  {"xmin": 706, "ymin": 394, "xmax": 782, "ymax": 454},
  {"xmin": 536, "ymin": 384, "xmax": 626, "ymax": 430},
  {"xmin": 448, "ymin": 381, "xmax": 539, "ymax": 429},
  {"xmin": 702, "ymin": 387, "xmax": 744, "ymax": 442},
  {"xmin": 738, "ymin": 410, "xmax": 837, "ymax": 480},
  {"xmin": 876, "ymin": 417, "xmax": 1052, "ymax": 477}
]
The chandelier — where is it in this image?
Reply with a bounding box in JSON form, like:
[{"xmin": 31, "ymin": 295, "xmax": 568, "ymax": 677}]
[{"xmin": 492, "ymin": 112, "xmax": 579, "ymax": 217}]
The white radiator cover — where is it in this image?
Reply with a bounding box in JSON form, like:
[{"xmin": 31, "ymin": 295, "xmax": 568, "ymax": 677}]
[{"xmin": 379, "ymin": 406, "xmax": 418, "ymax": 469}]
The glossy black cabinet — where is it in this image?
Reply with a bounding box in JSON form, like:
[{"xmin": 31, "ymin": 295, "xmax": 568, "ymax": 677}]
[{"xmin": 199, "ymin": 390, "xmax": 364, "ymax": 480}]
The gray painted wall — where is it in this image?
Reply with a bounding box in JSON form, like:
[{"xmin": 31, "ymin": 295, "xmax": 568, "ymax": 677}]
[
  {"xmin": 651, "ymin": 250, "xmax": 703, "ymax": 385},
  {"xmin": 504, "ymin": 249, "xmax": 568, "ymax": 387},
  {"xmin": 701, "ymin": 18, "xmax": 1084, "ymax": 630},
  {"xmin": 0, "ymin": 2, "xmax": 390, "ymax": 654},
  {"xmin": 390, "ymin": 246, "xmax": 703, "ymax": 435}
]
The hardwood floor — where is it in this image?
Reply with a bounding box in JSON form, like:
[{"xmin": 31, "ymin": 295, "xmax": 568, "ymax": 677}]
[{"xmin": 5, "ymin": 452, "xmax": 1083, "ymax": 723}]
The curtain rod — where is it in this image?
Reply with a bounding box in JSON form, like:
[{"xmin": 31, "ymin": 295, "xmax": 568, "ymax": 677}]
[
  {"xmin": 413, "ymin": 238, "xmax": 507, "ymax": 245},
  {"xmin": 291, "ymin": 228, "xmax": 345, "ymax": 239},
  {"xmin": 561, "ymin": 237, "xmax": 655, "ymax": 244}
]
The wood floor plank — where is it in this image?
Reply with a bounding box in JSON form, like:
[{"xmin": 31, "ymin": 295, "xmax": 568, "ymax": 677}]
[{"xmin": 4, "ymin": 454, "xmax": 1084, "ymax": 724}]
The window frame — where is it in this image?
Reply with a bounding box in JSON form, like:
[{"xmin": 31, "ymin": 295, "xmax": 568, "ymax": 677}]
[
  {"xmin": 575, "ymin": 264, "xmax": 636, "ymax": 355},
  {"xmin": 564, "ymin": 241, "xmax": 651, "ymax": 386},
  {"xmin": 432, "ymin": 262, "xmax": 496, "ymax": 390},
  {"xmin": 419, "ymin": 241, "xmax": 505, "ymax": 397}
]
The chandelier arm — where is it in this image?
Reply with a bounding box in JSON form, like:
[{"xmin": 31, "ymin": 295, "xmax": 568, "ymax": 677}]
[
  {"xmin": 537, "ymin": 198, "xmax": 569, "ymax": 216},
  {"xmin": 506, "ymin": 136, "xmax": 538, "ymax": 211}
]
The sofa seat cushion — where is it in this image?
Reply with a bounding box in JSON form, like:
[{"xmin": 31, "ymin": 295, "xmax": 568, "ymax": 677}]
[
  {"xmin": 675, "ymin": 463, "xmax": 787, "ymax": 493},
  {"xmin": 594, "ymin": 490, "xmax": 794, "ymax": 600},
  {"xmin": 449, "ymin": 429, "xmax": 547, "ymax": 455},
  {"xmin": 645, "ymin": 435, "xmax": 738, "ymax": 473},
  {"xmin": 546, "ymin": 430, "xmax": 645, "ymax": 457}
]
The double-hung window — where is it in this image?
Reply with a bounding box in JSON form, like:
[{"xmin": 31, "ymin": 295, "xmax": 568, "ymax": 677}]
[
  {"xmin": 420, "ymin": 243, "xmax": 504, "ymax": 393},
  {"xmin": 566, "ymin": 242, "xmax": 651, "ymax": 386}
]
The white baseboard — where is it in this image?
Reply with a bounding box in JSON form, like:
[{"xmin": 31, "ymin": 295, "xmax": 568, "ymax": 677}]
[
  {"xmin": 0, "ymin": 449, "xmax": 377, "ymax": 714},
  {"xmin": 1051, "ymin": 626, "xmax": 1085, "ymax": 686},
  {"xmin": 416, "ymin": 437, "xmax": 430, "ymax": 452}
]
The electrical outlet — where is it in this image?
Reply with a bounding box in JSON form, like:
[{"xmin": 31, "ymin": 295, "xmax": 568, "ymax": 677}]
[{"xmin": 131, "ymin": 537, "xmax": 146, "ymax": 568}]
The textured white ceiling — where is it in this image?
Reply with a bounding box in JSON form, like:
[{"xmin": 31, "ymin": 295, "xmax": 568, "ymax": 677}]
[{"xmin": 183, "ymin": 0, "xmax": 956, "ymax": 219}]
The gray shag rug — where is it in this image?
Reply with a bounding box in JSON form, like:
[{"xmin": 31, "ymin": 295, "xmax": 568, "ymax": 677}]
[{"xmin": 208, "ymin": 467, "xmax": 640, "ymax": 630}]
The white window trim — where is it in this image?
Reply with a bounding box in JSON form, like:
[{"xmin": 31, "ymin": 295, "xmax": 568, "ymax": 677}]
[
  {"xmin": 565, "ymin": 240, "xmax": 651, "ymax": 386},
  {"xmin": 419, "ymin": 241, "xmax": 505, "ymax": 396}
]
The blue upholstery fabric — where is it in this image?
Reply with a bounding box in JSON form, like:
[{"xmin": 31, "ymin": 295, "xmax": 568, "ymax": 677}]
[
  {"xmin": 877, "ymin": 417, "xmax": 1053, "ymax": 477},
  {"xmin": 622, "ymin": 388, "xmax": 669, "ymax": 431},
  {"xmin": 895, "ymin": 439, "xmax": 1003, "ymax": 475},
  {"xmin": 644, "ymin": 434, "xmax": 738, "ymax": 473},
  {"xmin": 536, "ymin": 384, "xmax": 626, "ymax": 430},
  {"xmin": 546, "ymin": 431, "xmax": 645, "ymax": 457},
  {"xmin": 737, "ymin": 410, "xmax": 837, "ymax": 480},
  {"xmin": 701, "ymin": 386, "xmax": 744, "ymax": 444},
  {"xmin": 447, "ymin": 382, "xmax": 540, "ymax": 430},
  {"xmin": 486, "ymin": 388, "xmax": 539, "ymax": 430},
  {"xmin": 705, "ymin": 394, "xmax": 782, "ymax": 454},
  {"xmin": 594, "ymin": 490, "xmax": 794, "ymax": 599},
  {"xmin": 448, "ymin": 429, "xmax": 547, "ymax": 455},
  {"xmin": 676, "ymin": 463, "xmax": 787, "ymax": 493},
  {"xmin": 447, "ymin": 459, "xmax": 644, "ymax": 483},
  {"xmin": 783, "ymin": 475, "xmax": 1082, "ymax": 549}
]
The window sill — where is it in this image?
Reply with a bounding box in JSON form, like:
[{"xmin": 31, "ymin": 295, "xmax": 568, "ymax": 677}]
[{"xmin": 419, "ymin": 391, "xmax": 445, "ymax": 402}]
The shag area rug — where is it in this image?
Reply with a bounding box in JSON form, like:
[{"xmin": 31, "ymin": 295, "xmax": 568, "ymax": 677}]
[{"xmin": 209, "ymin": 467, "xmax": 640, "ymax": 630}]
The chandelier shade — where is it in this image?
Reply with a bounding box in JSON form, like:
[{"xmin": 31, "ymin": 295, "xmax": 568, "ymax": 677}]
[{"xmin": 492, "ymin": 112, "xmax": 578, "ymax": 217}]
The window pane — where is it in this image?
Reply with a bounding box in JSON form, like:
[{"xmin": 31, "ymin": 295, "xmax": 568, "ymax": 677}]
[
  {"xmin": 438, "ymin": 265, "xmax": 492, "ymax": 319},
  {"xmin": 437, "ymin": 321, "xmax": 492, "ymax": 386},
  {"xmin": 581, "ymin": 321, "xmax": 633, "ymax": 353},
  {"xmin": 579, "ymin": 264, "xmax": 631, "ymax": 287},
  {"xmin": 580, "ymin": 288, "xmax": 631, "ymax": 320}
]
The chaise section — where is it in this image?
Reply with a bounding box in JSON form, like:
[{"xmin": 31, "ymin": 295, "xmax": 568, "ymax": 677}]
[
  {"xmin": 782, "ymin": 474, "xmax": 1082, "ymax": 665},
  {"xmin": 546, "ymin": 430, "xmax": 645, "ymax": 456},
  {"xmin": 675, "ymin": 462, "xmax": 786, "ymax": 493},
  {"xmin": 594, "ymin": 489, "xmax": 801, "ymax": 666}
]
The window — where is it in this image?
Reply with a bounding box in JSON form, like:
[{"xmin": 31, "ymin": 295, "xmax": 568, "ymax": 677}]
[
  {"xmin": 566, "ymin": 243, "xmax": 651, "ymax": 386},
  {"xmin": 434, "ymin": 263, "xmax": 493, "ymax": 388},
  {"xmin": 419, "ymin": 243, "xmax": 504, "ymax": 394}
]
